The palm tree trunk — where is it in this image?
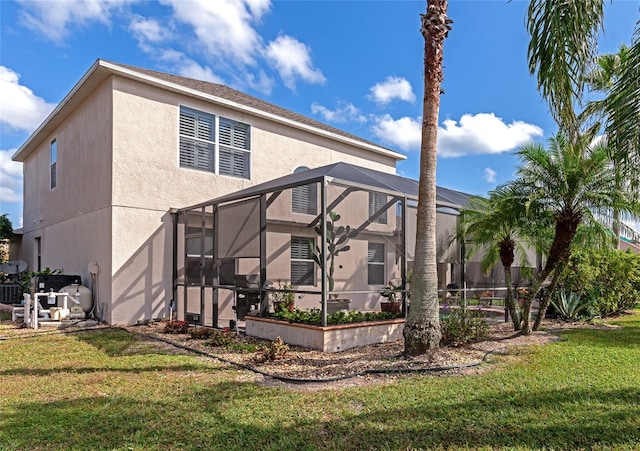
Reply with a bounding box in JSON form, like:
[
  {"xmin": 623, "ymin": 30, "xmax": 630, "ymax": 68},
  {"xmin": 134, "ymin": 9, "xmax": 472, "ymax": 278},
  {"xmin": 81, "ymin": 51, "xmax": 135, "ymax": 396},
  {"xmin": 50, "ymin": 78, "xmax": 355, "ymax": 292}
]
[
  {"xmin": 404, "ymin": 0, "xmax": 451, "ymax": 355},
  {"xmin": 502, "ymin": 264, "xmax": 521, "ymax": 331},
  {"xmin": 532, "ymin": 259, "xmax": 566, "ymax": 331},
  {"xmin": 521, "ymin": 211, "xmax": 580, "ymax": 334}
]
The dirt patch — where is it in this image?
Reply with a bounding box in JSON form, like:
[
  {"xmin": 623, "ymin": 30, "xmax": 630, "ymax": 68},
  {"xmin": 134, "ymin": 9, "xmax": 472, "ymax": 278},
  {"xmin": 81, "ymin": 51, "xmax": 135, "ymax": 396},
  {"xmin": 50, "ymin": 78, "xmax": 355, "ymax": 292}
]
[
  {"xmin": 2, "ymin": 318, "xmax": 617, "ymax": 391},
  {"xmin": 126, "ymin": 320, "xmax": 575, "ymax": 391}
]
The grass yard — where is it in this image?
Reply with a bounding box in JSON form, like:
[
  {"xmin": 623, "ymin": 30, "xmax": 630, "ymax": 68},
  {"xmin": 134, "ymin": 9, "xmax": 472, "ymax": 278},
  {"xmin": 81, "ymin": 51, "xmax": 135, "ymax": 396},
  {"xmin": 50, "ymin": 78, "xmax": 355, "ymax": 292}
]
[{"xmin": 1, "ymin": 314, "xmax": 639, "ymax": 450}]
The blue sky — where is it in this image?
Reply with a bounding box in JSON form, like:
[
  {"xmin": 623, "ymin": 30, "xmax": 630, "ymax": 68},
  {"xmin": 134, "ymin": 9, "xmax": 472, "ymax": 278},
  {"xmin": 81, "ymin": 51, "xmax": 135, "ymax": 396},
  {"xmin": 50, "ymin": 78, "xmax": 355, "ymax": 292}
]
[{"xmin": 1, "ymin": 0, "xmax": 639, "ymax": 231}]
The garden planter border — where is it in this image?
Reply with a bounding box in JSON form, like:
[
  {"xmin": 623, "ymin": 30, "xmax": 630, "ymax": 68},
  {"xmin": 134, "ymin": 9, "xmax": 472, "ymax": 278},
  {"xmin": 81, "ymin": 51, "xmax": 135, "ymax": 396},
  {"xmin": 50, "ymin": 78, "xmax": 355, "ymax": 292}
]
[{"xmin": 245, "ymin": 316, "xmax": 405, "ymax": 352}]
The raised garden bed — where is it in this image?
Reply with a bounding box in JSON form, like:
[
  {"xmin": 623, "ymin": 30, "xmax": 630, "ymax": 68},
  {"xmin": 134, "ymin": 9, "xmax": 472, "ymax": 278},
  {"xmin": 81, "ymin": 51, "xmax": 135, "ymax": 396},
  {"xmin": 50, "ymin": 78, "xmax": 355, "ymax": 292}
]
[{"xmin": 245, "ymin": 315, "xmax": 405, "ymax": 352}]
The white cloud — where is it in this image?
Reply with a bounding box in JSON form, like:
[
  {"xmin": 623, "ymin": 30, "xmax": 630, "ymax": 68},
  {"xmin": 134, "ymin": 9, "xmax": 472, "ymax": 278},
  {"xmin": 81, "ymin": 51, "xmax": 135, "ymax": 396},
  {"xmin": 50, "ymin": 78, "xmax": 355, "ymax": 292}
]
[
  {"xmin": 368, "ymin": 112, "xmax": 542, "ymax": 156},
  {"xmin": 370, "ymin": 114, "xmax": 421, "ymax": 152},
  {"xmin": 161, "ymin": 0, "xmax": 268, "ymax": 67},
  {"xmin": 17, "ymin": 0, "xmax": 136, "ymax": 43},
  {"xmin": 158, "ymin": 50, "xmax": 224, "ymax": 84},
  {"xmin": 129, "ymin": 15, "xmax": 172, "ymax": 52},
  {"xmin": 484, "ymin": 167, "xmax": 497, "ymax": 184},
  {"xmin": 438, "ymin": 113, "xmax": 543, "ymax": 158},
  {"xmin": 0, "ymin": 66, "xmax": 56, "ymax": 133},
  {"xmin": 266, "ymin": 35, "xmax": 326, "ymax": 90},
  {"xmin": 311, "ymin": 102, "xmax": 366, "ymax": 124},
  {"xmin": 0, "ymin": 149, "xmax": 23, "ymax": 203},
  {"xmin": 368, "ymin": 76, "xmax": 415, "ymax": 105}
]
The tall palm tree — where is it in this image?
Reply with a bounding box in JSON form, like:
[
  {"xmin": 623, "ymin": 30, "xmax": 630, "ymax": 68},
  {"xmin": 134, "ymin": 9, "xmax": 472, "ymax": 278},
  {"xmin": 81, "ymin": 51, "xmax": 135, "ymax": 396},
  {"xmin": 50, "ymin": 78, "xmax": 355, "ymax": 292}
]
[
  {"xmin": 514, "ymin": 133, "xmax": 637, "ymax": 334},
  {"xmin": 604, "ymin": 28, "xmax": 640, "ymax": 174},
  {"xmin": 527, "ymin": 0, "xmax": 605, "ymax": 136},
  {"xmin": 404, "ymin": 0, "xmax": 452, "ymax": 355},
  {"xmin": 458, "ymin": 189, "xmax": 551, "ymax": 331},
  {"xmin": 582, "ymin": 43, "xmax": 640, "ymax": 246}
]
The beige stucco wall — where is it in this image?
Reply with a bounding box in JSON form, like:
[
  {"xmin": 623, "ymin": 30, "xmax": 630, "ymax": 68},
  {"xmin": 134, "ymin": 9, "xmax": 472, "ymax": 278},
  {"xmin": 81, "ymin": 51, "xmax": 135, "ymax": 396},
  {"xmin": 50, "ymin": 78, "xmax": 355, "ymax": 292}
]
[
  {"xmin": 106, "ymin": 75, "xmax": 399, "ymax": 324},
  {"xmin": 19, "ymin": 79, "xmax": 114, "ymax": 310}
]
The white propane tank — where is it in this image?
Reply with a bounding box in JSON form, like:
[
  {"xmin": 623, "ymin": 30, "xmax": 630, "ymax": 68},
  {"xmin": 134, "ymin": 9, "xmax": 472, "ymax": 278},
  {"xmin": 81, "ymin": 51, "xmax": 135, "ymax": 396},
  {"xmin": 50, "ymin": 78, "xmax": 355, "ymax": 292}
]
[{"xmin": 60, "ymin": 284, "xmax": 92, "ymax": 313}]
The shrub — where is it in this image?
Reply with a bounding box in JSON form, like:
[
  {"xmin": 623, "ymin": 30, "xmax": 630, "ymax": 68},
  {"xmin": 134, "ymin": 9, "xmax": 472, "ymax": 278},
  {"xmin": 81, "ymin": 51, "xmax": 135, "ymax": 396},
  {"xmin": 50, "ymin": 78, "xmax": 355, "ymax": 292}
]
[
  {"xmin": 163, "ymin": 320, "xmax": 190, "ymax": 335},
  {"xmin": 557, "ymin": 248, "xmax": 640, "ymax": 317},
  {"xmin": 270, "ymin": 308, "xmax": 401, "ymax": 325},
  {"xmin": 255, "ymin": 336, "xmax": 289, "ymax": 362},
  {"xmin": 189, "ymin": 327, "xmax": 219, "ymax": 340},
  {"xmin": 440, "ymin": 307, "xmax": 488, "ymax": 346},
  {"xmin": 550, "ymin": 290, "xmax": 596, "ymax": 321}
]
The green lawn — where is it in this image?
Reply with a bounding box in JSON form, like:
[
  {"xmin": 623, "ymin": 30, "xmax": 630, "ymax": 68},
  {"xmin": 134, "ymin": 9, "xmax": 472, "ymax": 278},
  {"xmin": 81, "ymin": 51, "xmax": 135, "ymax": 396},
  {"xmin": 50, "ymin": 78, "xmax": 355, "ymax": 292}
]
[{"xmin": 1, "ymin": 314, "xmax": 639, "ymax": 450}]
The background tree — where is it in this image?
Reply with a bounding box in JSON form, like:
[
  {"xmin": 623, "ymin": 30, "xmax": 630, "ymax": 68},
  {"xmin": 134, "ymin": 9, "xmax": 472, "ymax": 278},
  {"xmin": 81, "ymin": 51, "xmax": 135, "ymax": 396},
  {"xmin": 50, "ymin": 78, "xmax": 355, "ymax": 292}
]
[
  {"xmin": 404, "ymin": 0, "xmax": 452, "ymax": 355},
  {"xmin": 458, "ymin": 188, "xmax": 551, "ymax": 331},
  {"xmin": 527, "ymin": 0, "xmax": 604, "ymax": 136},
  {"xmin": 513, "ymin": 134, "xmax": 636, "ymax": 334},
  {"xmin": 583, "ymin": 40, "xmax": 640, "ymax": 245},
  {"xmin": 0, "ymin": 213, "xmax": 14, "ymax": 263}
]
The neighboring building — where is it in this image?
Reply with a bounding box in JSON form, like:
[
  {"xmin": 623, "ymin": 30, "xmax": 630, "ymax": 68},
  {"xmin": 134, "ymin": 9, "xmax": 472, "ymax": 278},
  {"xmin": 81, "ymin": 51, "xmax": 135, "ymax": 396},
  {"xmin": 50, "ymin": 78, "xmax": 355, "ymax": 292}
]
[{"xmin": 12, "ymin": 59, "xmax": 405, "ymax": 325}]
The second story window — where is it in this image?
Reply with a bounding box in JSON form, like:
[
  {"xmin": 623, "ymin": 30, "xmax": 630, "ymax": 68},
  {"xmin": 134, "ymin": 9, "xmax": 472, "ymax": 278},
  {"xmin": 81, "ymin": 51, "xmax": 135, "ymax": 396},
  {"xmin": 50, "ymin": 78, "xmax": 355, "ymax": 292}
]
[
  {"xmin": 179, "ymin": 107, "xmax": 252, "ymax": 180},
  {"xmin": 292, "ymin": 167, "xmax": 317, "ymax": 215},
  {"xmin": 179, "ymin": 107, "xmax": 215, "ymax": 172},
  {"xmin": 369, "ymin": 192, "xmax": 387, "ymax": 224},
  {"xmin": 219, "ymin": 118, "xmax": 251, "ymax": 179},
  {"xmin": 50, "ymin": 139, "xmax": 57, "ymax": 190}
]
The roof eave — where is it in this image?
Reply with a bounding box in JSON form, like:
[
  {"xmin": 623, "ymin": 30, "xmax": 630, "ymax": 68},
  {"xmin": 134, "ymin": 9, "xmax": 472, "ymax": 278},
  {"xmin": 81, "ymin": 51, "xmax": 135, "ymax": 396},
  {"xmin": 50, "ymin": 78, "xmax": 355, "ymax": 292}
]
[{"xmin": 13, "ymin": 59, "xmax": 406, "ymax": 163}]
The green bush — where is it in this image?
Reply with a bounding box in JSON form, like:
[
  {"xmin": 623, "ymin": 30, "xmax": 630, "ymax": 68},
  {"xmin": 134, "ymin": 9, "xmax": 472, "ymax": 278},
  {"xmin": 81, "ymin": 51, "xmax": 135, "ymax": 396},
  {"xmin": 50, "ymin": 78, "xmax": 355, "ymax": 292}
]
[
  {"xmin": 163, "ymin": 320, "xmax": 190, "ymax": 335},
  {"xmin": 550, "ymin": 291, "xmax": 596, "ymax": 321},
  {"xmin": 557, "ymin": 248, "xmax": 640, "ymax": 317},
  {"xmin": 255, "ymin": 336, "xmax": 289, "ymax": 362},
  {"xmin": 270, "ymin": 308, "xmax": 401, "ymax": 326},
  {"xmin": 440, "ymin": 306, "xmax": 488, "ymax": 346}
]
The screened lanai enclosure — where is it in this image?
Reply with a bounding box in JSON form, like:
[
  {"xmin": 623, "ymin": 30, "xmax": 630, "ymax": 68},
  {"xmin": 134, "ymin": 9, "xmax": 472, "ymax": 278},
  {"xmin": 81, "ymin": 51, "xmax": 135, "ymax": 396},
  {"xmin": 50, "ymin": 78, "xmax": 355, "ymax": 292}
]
[{"xmin": 172, "ymin": 162, "xmax": 521, "ymax": 329}]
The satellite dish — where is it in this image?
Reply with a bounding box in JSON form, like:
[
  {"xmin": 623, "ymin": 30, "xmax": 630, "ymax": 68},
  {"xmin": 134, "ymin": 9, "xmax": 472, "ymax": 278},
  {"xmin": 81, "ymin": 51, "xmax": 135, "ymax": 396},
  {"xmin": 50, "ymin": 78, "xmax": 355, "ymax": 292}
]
[{"xmin": 0, "ymin": 260, "xmax": 28, "ymax": 274}]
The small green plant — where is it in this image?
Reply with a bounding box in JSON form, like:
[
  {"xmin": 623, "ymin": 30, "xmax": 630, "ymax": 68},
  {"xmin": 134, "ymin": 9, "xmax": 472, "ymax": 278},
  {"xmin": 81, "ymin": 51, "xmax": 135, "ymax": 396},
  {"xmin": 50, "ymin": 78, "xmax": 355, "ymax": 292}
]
[
  {"xmin": 19, "ymin": 267, "xmax": 62, "ymax": 295},
  {"xmin": 271, "ymin": 280, "xmax": 298, "ymax": 313},
  {"xmin": 255, "ymin": 336, "xmax": 289, "ymax": 361},
  {"xmin": 270, "ymin": 308, "xmax": 401, "ymax": 325},
  {"xmin": 163, "ymin": 320, "xmax": 190, "ymax": 335},
  {"xmin": 380, "ymin": 279, "xmax": 403, "ymax": 303},
  {"xmin": 550, "ymin": 290, "xmax": 594, "ymax": 321},
  {"xmin": 440, "ymin": 306, "xmax": 488, "ymax": 346}
]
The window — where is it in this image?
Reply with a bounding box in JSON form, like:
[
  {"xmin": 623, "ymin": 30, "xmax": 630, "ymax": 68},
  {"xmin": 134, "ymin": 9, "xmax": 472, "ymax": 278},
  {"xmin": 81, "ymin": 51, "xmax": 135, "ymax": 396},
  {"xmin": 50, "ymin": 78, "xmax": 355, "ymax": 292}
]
[
  {"xmin": 368, "ymin": 242, "xmax": 385, "ymax": 285},
  {"xmin": 179, "ymin": 107, "xmax": 251, "ymax": 179},
  {"xmin": 369, "ymin": 192, "xmax": 387, "ymax": 224},
  {"xmin": 35, "ymin": 237, "xmax": 42, "ymax": 271},
  {"xmin": 292, "ymin": 167, "xmax": 317, "ymax": 215},
  {"xmin": 50, "ymin": 139, "xmax": 57, "ymax": 189},
  {"xmin": 291, "ymin": 236, "xmax": 315, "ymax": 286},
  {"xmin": 219, "ymin": 118, "xmax": 250, "ymax": 179},
  {"xmin": 179, "ymin": 107, "xmax": 215, "ymax": 172}
]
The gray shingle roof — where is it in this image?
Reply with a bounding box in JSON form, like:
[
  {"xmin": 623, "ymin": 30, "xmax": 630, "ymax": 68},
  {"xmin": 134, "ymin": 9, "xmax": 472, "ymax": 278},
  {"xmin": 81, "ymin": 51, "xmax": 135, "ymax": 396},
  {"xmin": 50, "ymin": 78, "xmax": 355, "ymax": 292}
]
[{"xmin": 108, "ymin": 61, "xmax": 399, "ymax": 154}]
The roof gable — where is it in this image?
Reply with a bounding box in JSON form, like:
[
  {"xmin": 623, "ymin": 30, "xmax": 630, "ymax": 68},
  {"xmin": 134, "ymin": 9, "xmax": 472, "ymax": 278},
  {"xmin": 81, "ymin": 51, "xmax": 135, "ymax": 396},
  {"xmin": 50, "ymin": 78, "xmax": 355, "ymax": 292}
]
[{"xmin": 14, "ymin": 59, "xmax": 405, "ymax": 163}]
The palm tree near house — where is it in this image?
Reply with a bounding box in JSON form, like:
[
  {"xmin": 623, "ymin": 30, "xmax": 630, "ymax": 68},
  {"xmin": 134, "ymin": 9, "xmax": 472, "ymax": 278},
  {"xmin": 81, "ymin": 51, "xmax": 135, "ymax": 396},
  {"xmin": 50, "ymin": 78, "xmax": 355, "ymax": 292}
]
[
  {"xmin": 526, "ymin": 0, "xmax": 605, "ymax": 137},
  {"xmin": 602, "ymin": 28, "xmax": 640, "ymax": 184},
  {"xmin": 513, "ymin": 133, "xmax": 638, "ymax": 334},
  {"xmin": 457, "ymin": 188, "xmax": 552, "ymax": 331},
  {"xmin": 403, "ymin": 0, "xmax": 452, "ymax": 355},
  {"xmin": 582, "ymin": 42, "xmax": 640, "ymax": 246}
]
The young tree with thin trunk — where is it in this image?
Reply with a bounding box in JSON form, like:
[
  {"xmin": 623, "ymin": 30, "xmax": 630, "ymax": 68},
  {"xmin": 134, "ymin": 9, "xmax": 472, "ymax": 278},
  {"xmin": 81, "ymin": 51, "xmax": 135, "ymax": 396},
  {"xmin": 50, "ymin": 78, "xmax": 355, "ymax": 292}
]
[
  {"xmin": 458, "ymin": 188, "xmax": 552, "ymax": 331},
  {"xmin": 513, "ymin": 134, "xmax": 637, "ymax": 334},
  {"xmin": 403, "ymin": 0, "xmax": 452, "ymax": 355}
]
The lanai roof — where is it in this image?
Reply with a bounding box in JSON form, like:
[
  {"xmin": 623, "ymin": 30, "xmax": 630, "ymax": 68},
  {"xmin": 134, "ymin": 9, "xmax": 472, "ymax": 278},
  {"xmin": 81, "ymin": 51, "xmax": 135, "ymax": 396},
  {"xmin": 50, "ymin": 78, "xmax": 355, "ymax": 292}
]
[{"xmin": 180, "ymin": 162, "xmax": 473, "ymax": 212}]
